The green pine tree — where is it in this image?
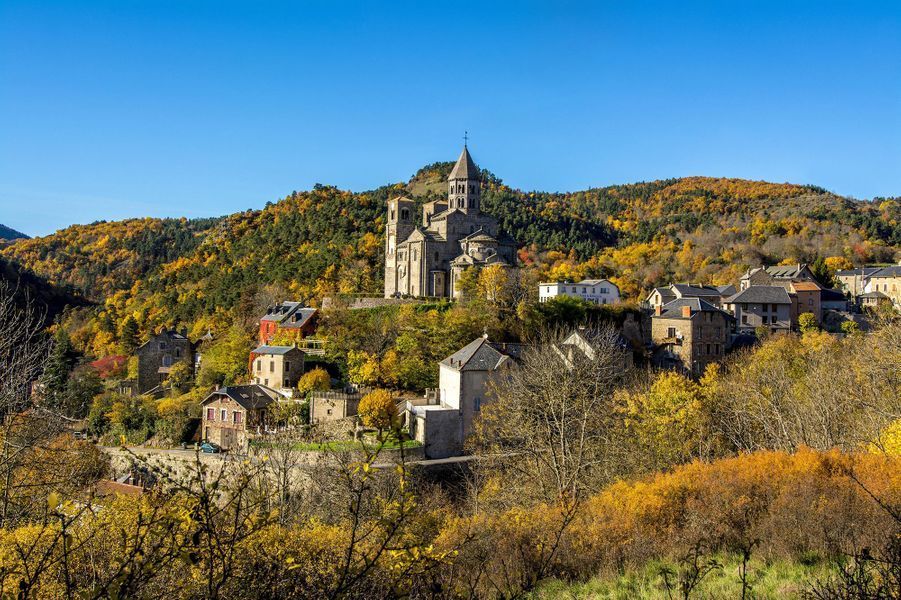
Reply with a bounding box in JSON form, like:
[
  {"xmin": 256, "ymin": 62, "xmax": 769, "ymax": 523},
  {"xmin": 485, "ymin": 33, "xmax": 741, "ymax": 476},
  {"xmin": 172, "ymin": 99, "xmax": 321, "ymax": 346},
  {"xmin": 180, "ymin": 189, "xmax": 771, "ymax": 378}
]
[{"xmin": 120, "ymin": 315, "xmax": 140, "ymax": 355}]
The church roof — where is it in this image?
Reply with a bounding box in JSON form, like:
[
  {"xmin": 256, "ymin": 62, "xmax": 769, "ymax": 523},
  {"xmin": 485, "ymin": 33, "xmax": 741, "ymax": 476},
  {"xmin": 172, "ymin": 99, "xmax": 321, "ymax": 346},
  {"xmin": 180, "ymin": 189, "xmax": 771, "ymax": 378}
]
[{"xmin": 448, "ymin": 146, "xmax": 480, "ymax": 181}]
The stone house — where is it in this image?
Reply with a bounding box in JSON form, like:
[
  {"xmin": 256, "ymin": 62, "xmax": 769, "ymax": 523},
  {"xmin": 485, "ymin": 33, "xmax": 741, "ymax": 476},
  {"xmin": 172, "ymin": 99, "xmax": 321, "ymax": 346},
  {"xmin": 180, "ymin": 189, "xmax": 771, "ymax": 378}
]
[
  {"xmin": 309, "ymin": 387, "xmax": 367, "ymax": 424},
  {"xmin": 835, "ymin": 267, "xmax": 884, "ymax": 298},
  {"xmin": 645, "ymin": 283, "xmax": 735, "ymax": 309},
  {"xmin": 863, "ymin": 266, "xmax": 901, "ymax": 309},
  {"xmin": 200, "ymin": 385, "xmax": 281, "ymax": 451},
  {"xmin": 538, "ymin": 279, "xmax": 620, "ymax": 305},
  {"xmin": 384, "ymin": 146, "xmax": 517, "ymax": 299},
  {"xmin": 258, "ymin": 301, "xmax": 317, "ymax": 344},
  {"xmin": 789, "ymin": 280, "xmax": 823, "ymax": 323},
  {"xmin": 249, "ymin": 345, "xmax": 305, "ymax": 394},
  {"xmin": 651, "ymin": 298, "xmax": 733, "ymax": 377},
  {"xmin": 739, "ymin": 264, "xmax": 815, "ymax": 291},
  {"xmin": 724, "ymin": 286, "xmax": 792, "ymax": 332},
  {"xmin": 135, "ymin": 329, "xmax": 194, "ymax": 394},
  {"xmin": 405, "ymin": 335, "xmax": 513, "ymax": 459},
  {"xmin": 859, "ymin": 290, "xmax": 892, "ymax": 309}
]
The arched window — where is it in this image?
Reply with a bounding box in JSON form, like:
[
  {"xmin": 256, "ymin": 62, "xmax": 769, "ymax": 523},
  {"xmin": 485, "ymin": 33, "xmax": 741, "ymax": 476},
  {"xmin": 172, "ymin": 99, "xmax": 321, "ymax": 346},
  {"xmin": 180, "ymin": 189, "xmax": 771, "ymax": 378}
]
[{"xmin": 400, "ymin": 208, "xmax": 409, "ymax": 221}]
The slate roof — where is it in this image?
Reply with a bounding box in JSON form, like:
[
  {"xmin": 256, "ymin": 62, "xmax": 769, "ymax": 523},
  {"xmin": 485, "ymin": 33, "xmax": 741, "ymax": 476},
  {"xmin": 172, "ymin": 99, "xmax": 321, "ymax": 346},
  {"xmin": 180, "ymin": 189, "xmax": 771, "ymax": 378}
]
[
  {"xmin": 725, "ymin": 286, "xmax": 792, "ymax": 304},
  {"xmin": 448, "ymin": 146, "xmax": 480, "ymax": 181},
  {"xmin": 203, "ymin": 385, "xmax": 280, "ymax": 410},
  {"xmin": 647, "ymin": 287, "xmax": 677, "ymax": 303},
  {"xmin": 441, "ymin": 336, "xmax": 509, "ymax": 372},
  {"xmin": 655, "ymin": 298, "xmax": 732, "ymax": 319},
  {"xmin": 251, "ymin": 345, "xmax": 301, "ymax": 356},
  {"xmin": 672, "ymin": 284, "xmax": 722, "ymax": 298},
  {"xmin": 765, "ymin": 264, "xmax": 809, "ymax": 278},
  {"xmin": 260, "ymin": 302, "xmax": 317, "ymax": 329},
  {"xmin": 859, "ymin": 291, "xmax": 889, "ymax": 299},
  {"xmin": 870, "ymin": 265, "xmax": 901, "ymax": 277},
  {"xmin": 716, "ymin": 284, "xmax": 737, "ymax": 296},
  {"xmin": 836, "ymin": 267, "xmax": 884, "ymax": 277}
]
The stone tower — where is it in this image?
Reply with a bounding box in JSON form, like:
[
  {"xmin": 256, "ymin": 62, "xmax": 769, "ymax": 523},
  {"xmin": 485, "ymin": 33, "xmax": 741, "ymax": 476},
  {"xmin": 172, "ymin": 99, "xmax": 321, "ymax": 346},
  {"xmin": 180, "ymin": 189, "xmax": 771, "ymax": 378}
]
[
  {"xmin": 384, "ymin": 196, "xmax": 416, "ymax": 296},
  {"xmin": 447, "ymin": 145, "xmax": 481, "ymax": 213}
]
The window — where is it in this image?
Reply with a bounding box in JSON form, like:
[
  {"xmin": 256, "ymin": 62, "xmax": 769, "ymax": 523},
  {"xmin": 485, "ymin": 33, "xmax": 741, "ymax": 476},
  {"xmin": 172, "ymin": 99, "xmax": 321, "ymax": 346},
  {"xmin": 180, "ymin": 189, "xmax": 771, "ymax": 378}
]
[
  {"xmin": 285, "ymin": 361, "xmax": 290, "ymax": 371},
  {"xmin": 706, "ymin": 344, "xmax": 711, "ymax": 355},
  {"xmin": 284, "ymin": 378, "xmax": 290, "ymax": 387},
  {"xmin": 162, "ymin": 355, "xmax": 172, "ymax": 367},
  {"xmin": 159, "ymin": 342, "xmax": 167, "ymax": 350},
  {"xmin": 771, "ymin": 304, "xmax": 778, "ymax": 312},
  {"xmin": 667, "ymin": 327, "xmax": 677, "ymax": 338},
  {"xmin": 220, "ymin": 409, "xmax": 227, "ymax": 421},
  {"xmin": 207, "ymin": 408, "xmax": 214, "ymax": 421},
  {"xmin": 255, "ymin": 359, "xmax": 261, "ymax": 372},
  {"xmin": 175, "ymin": 348, "xmax": 181, "ymax": 358},
  {"xmin": 233, "ymin": 411, "xmax": 242, "ymax": 424},
  {"xmin": 269, "ymin": 361, "xmax": 274, "ymax": 373},
  {"xmin": 400, "ymin": 208, "xmax": 409, "ymax": 221},
  {"xmin": 762, "ymin": 316, "xmax": 768, "ymax": 324},
  {"xmin": 742, "ymin": 315, "xmax": 748, "ymax": 325},
  {"xmin": 474, "ymin": 397, "xmax": 481, "ymax": 411},
  {"xmin": 264, "ymin": 378, "xmax": 269, "ymax": 386}
]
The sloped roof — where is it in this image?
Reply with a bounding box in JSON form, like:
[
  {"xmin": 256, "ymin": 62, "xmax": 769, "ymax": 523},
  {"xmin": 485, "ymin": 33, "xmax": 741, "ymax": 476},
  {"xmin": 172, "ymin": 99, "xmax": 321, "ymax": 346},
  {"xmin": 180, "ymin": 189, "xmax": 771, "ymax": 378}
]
[
  {"xmin": 765, "ymin": 264, "xmax": 809, "ymax": 278},
  {"xmin": 860, "ymin": 291, "xmax": 889, "ymax": 299},
  {"xmin": 716, "ymin": 284, "xmax": 736, "ymax": 295},
  {"xmin": 448, "ymin": 146, "xmax": 480, "ymax": 181},
  {"xmin": 441, "ymin": 336, "xmax": 509, "ymax": 372},
  {"xmin": 655, "ymin": 298, "xmax": 732, "ymax": 319},
  {"xmin": 203, "ymin": 385, "xmax": 280, "ymax": 410},
  {"xmin": 251, "ymin": 345, "xmax": 302, "ymax": 356},
  {"xmin": 726, "ymin": 286, "xmax": 792, "ymax": 304},
  {"xmin": 871, "ymin": 266, "xmax": 901, "ymax": 277},
  {"xmin": 672, "ymin": 284, "xmax": 722, "ymax": 297},
  {"xmin": 646, "ymin": 287, "xmax": 677, "ymax": 302},
  {"xmin": 261, "ymin": 302, "xmax": 317, "ymax": 329},
  {"xmin": 836, "ymin": 267, "xmax": 884, "ymax": 277},
  {"xmin": 791, "ymin": 281, "xmax": 822, "ymax": 292}
]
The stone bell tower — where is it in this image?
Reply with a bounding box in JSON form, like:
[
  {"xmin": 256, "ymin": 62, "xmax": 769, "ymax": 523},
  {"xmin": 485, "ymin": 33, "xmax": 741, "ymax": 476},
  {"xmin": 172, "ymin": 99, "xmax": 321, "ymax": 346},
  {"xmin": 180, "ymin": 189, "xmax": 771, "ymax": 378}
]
[{"xmin": 447, "ymin": 144, "xmax": 481, "ymax": 214}]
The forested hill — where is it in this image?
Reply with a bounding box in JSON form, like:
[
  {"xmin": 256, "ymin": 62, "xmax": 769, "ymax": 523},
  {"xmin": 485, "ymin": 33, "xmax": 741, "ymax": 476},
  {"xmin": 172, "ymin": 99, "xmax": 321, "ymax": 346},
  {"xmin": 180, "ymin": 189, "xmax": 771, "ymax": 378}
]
[
  {"xmin": 1, "ymin": 168, "xmax": 898, "ymax": 354},
  {"xmin": 0, "ymin": 224, "xmax": 28, "ymax": 241},
  {"xmin": 0, "ymin": 257, "xmax": 90, "ymax": 325}
]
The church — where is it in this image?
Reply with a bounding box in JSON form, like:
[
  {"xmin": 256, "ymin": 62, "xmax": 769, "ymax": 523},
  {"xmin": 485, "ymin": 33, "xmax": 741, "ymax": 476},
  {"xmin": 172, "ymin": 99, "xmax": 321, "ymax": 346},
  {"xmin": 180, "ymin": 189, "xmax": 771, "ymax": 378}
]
[{"xmin": 384, "ymin": 145, "xmax": 517, "ymax": 299}]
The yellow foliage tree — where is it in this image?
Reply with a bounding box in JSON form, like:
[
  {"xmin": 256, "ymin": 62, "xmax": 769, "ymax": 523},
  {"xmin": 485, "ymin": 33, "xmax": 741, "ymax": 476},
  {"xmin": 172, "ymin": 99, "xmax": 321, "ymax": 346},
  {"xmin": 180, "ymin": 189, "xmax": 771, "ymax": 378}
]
[
  {"xmin": 358, "ymin": 389, "xmax": 396, "ymax": 436},
  {"xmin": 297, "ymin": 367, "xmax": 331, "ymax": 396}
]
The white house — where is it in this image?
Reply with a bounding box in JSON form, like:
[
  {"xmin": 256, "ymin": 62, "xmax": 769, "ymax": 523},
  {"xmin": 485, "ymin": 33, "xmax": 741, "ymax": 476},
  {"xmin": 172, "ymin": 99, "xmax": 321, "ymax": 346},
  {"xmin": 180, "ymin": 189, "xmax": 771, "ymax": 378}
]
[{"xmin": 538, "ymin": 279, "xmax": 620, "ymax": 305}]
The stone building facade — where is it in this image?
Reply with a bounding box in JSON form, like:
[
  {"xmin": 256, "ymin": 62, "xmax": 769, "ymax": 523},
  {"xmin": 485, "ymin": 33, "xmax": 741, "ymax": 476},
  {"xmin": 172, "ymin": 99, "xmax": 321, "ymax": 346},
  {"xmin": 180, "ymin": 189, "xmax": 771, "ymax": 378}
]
[
  {"xmin": 135, "ymin": 329, "xmax": 195, "ymax": 394},
  {"xmin": 201, "ymin": 385, "xmax": 279, "ymax": 451},
  {"xmin": 651, "ymin": 299, "xmax": 733, "ymax": 377},
  {"xmin": 724, "ymin": 286, "xmax": 793, "ymax": 332},
  {"xmin": 249, "ymin": 345, "xmax": 305, "ymax": 394},
  {"xmin": 384, "ymin": 146, "xmax": 516, "ymax": 299}
]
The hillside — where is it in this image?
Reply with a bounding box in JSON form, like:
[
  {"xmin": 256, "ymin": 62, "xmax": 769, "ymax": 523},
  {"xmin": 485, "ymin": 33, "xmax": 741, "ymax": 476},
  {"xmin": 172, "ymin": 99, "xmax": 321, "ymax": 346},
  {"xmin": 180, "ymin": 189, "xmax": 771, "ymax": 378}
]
[
  {"xmin": 1, "ymin": 168, "xmax": 898, "ymax": 353},
  {"xmin": 0, "ymin": 224, "xmax": 28, "ymax": 241},
  {"xmin": 0, "ymin": 257, "xmax": 90, "ymax": 325}
]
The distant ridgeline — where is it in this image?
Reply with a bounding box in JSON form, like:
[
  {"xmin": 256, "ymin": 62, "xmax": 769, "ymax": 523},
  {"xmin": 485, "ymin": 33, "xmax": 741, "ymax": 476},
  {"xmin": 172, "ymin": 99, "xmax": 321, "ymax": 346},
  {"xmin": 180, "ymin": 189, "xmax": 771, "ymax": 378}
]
[
  {"xmin": 0, "ymin": 224, "xmax": 28, "ymax": 241},
  {"xmin": 0, "ymin": 164, "xmax": 898, "ymax": 341}
]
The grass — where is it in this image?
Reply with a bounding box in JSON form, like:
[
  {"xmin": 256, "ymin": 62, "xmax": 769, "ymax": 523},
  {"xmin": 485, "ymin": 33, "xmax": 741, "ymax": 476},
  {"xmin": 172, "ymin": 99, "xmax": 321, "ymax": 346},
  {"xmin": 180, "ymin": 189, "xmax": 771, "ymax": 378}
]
[{"xmin": 530, "ymin": 554, "xmax": 830, "ymax": 599}]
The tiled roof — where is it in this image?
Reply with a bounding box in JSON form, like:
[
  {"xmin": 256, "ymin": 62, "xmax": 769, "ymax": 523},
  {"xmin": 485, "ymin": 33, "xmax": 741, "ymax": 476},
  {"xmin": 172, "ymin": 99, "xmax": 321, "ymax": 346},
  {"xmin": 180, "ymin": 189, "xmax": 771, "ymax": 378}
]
[
  {"xmin": 441, "ymin": 336, "xmax": 509, "ymax": 372},
  {"xmin": 726, "ymin": 286, "xmax": 792, "ymax": 304},
  {"xmin": 791, "ymin": 281, "xmax": 822, "ymax": 291}
]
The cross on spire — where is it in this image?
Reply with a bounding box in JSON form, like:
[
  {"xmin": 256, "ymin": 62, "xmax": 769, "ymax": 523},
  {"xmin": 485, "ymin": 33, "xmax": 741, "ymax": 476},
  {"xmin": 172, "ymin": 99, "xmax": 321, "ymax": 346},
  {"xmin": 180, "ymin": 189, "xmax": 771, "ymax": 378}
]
[{"xmin": 463, "ymin": 130, "xmax": 469, "ymax": 147}]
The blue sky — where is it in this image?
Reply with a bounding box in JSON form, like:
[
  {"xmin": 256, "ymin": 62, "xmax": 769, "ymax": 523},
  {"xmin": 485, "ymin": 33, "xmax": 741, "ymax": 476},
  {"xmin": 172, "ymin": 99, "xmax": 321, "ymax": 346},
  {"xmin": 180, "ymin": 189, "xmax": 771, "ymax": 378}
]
[{"xmin": 1, "ymin": 1, "xmax": 899, "ymax": 237}]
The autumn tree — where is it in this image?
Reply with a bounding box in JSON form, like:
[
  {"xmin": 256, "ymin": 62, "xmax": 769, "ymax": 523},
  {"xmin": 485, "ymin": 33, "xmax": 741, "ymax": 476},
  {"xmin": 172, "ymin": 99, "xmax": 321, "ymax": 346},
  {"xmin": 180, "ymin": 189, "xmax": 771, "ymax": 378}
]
[
  {"xmin": 358, "ymin": 389, "xmax": 397, "ymax": 437},
  {"xmin": 297, "ymin": 366, "xmax": 331, "ymax": 396},
  {"xmin": 119, "ymin": 314, "xmax": 140, "ymax": 355}
]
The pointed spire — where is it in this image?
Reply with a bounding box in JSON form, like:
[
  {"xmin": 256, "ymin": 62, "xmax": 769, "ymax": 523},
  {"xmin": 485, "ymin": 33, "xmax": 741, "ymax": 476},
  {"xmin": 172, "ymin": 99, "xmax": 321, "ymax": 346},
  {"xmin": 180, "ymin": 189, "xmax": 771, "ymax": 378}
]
[{"xmin": 448, "ymin": 145, "xmax": 480, "ymax": 181}]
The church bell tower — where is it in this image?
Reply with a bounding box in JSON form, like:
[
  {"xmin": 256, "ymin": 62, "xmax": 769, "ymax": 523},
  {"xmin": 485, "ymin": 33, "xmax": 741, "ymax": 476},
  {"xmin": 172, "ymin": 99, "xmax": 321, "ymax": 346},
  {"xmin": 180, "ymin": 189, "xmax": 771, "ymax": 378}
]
[{"xmin": 447, "ymin": 143, "xmax": 481, "ymax": 214}]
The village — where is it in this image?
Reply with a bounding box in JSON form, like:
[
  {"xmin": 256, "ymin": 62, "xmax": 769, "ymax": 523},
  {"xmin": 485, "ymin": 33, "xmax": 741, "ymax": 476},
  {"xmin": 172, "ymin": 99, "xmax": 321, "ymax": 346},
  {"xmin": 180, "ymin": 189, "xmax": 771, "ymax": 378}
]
[{"xmin": 100, "ymin": 147, "xmax": 901, "ymax": 467}]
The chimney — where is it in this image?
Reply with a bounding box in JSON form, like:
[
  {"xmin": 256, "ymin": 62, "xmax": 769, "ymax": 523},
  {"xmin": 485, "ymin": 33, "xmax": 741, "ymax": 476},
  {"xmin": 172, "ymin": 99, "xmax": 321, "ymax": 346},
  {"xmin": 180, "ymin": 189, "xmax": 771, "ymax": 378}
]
[
  {"xmin": 681, "ymin": 305, "xmax": 692, "ymax": 318},
  {"xmin": 655, "ymin": 305, "xmax": 663, "ymax": 316}
]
